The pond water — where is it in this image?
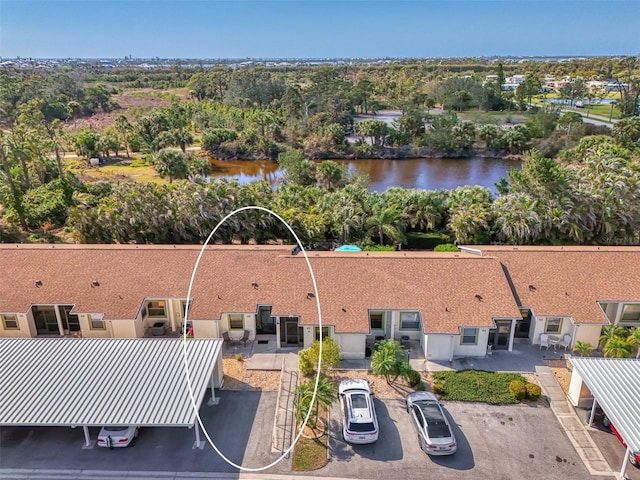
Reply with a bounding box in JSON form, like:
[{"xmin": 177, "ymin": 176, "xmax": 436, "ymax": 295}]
[{"xmin": 208, "ymin": 156, "xmax": 521, "ymax": 192}]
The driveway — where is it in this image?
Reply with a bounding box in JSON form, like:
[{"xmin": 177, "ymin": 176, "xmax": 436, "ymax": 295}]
[{"xmin": 315, "ymin": 398, "xmax": 612, "ymax": 480}]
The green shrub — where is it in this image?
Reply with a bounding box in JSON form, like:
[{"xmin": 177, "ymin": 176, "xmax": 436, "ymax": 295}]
[
  {"xmin": 415, "ymin": 382, "xmax": 426, "ymax": 391},
  {"xmin": 404, "ymin": 368, "xmax": 422, "ymax": 388},
  {"xmin": 363, "ymin": 245, "xmax": 395, "ymax": 252},
  {"xmin": 434, "ymin": 243, "xmax": 459, "ymax": 252},
  {"xmin": 432, "ymin": 370, "xmax": 528, "ymax": 404},
  {"xmin": 525, "ymin": 383, "xmax": 541, "ymax": 401},
  {"xmin": 404, "ymin": 232, "xmax": 451, "ymax": 250},
  {"xmin": 509, "ymin": 380, "xmax": 527, "ymax": 401},
  {"xmin": 432, "ymin": 382, "xmax": 444, "ymax": 394},
  {"xmin": 298, "ymin": 337, "xmax": 342, "ymax": 377}
]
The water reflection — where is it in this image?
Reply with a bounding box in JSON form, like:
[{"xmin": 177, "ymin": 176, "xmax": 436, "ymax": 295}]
[{"xmin": 207, "ymin": 157, "xmax": 521, "ymax": 192}]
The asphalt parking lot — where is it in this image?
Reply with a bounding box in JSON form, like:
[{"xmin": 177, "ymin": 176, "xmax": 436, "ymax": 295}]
[
  {"xmin": 0, "ymin": 391, "xmax": 629, "ymax": 480},
  {"xmin": 318, "ymin": 398, "xmax": 613, "ymax": 480}
]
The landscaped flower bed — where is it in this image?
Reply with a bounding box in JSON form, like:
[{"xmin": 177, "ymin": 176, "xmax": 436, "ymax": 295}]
[{"xmin": 431, "ymin": 369, "xmax": 531, "ymax": 404}]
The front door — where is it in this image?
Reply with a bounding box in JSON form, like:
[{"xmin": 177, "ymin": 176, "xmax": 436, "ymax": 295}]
[
  {"xmin": 32, "ymin": 306, "xmax": 61, "ymax": 335},
  {"xmin": 257, "ymin": 305, "xmax": 276, "ymax": 335},
  {"xmin": 279, "ymin": 316, "xmax": 301, "ymax": 346},
  {"xmin": 491, "ymin": 320, "xmax": 512, "ymax": 350}
]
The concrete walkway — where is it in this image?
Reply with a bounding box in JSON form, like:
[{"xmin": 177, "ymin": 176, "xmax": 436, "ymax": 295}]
[{"xmin": 535, "ymin": 365, "xmax": 616, "ymax": 478}]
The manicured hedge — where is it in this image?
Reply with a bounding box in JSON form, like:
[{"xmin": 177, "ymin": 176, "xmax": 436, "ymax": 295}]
[{"xmin": 431, "ymin": 370, "xmax": 529, "ymax": 404}]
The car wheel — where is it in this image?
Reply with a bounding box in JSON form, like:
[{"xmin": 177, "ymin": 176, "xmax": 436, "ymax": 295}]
[{"xmin": 630, "ymin": 452, "xmax": 639, "ymax": 468}]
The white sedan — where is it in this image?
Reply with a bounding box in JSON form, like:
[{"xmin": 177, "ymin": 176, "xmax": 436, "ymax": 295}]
[
  {"xmin": 406, "ymin": 391, "xmax": 457, "ymax": 455},
  {"xmin": 97, "ymin": 425, "xmax": 139, "ymax": 448}
]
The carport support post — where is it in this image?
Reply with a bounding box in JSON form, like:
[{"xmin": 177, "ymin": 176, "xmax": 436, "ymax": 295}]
[
  {"xmin": 588, "ymin": 399, "xmax": 598, "ymax": 426},
  {"xmin": 193, "ymin": 421, "xmax": 205, "ymax": 450},
  {"xmin": 207, "ymin": 372, "xmax": 219, "ymax": 406},
  {"xmin": 82, "ymin": 425, "xmax": 92, "ymax": 449},
  {"xmin": 620, "ymin": 446, "xmax": 630, "ymax": 479}
]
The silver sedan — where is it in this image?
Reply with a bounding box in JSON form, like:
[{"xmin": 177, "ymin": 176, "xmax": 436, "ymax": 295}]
[{"xmin": 406, "ymin": 391, "xmax": 457, "ymax": 455}]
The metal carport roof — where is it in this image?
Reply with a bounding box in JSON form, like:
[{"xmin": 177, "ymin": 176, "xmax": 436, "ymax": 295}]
[
  {"xmin": 0, "ymin": 338, "xmax": 223, "ymax": 427},
  {"xmin": 570, "ymin": 358, "xmax": 640, "ymax": 463}
]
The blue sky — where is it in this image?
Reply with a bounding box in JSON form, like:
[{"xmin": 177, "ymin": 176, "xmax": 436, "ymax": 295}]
[{"xmin": 1, "ymin": 1, "xmax": 638, "ymax": 59}]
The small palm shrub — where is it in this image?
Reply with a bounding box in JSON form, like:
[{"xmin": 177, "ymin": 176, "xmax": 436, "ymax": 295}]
[{"xmin": 404, "ymin": 368, "xmax": 422, "ymax": 388}]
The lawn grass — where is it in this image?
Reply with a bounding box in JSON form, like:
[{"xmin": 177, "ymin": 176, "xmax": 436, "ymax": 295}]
[
  {"xmin": 431, "ymin": 369, "xmax": 527, "ymax": 404},
  {"xmin": 292, "ymin": 435, "xmax": 328, "ymax": 471}
]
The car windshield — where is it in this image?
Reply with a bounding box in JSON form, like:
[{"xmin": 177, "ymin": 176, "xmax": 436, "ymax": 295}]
[
  {"xmin": 349, "ymin": 422, "xmax": 375, "ymax": 433},
  {"xmin": 103, "ymin": 426, "xmax": 128, "ymax": 432}
]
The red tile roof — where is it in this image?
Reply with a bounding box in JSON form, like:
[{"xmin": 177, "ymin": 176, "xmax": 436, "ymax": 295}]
[
  {"xmin": 474, "ymin": 246, "xmax": 640, "ymax": 324},
  {"xmin": 0, "ymin": 244, "xmax": 521, "ymax": 334}
]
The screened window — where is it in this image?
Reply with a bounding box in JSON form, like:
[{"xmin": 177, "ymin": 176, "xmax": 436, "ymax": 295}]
[
  {"xmin": 370, "ymin": 312, "xmax": 384, "ymax": 330},
  {"xmin": 90, "ymin": 317, "xmax": 105, "ymax": 330},
  {"xmin": 146, "ymin": 301, "xmax": 166, "ymax": 318},
  {"xmin": 621, "ymin": 304, "xmax": 640, "ymax": 323},
  {"xmin": 2, "ymin": 314, "xmax": 18, "ymax": 330},
  {"xmin": 544, "ymin": 317, "xmax": 563, "ymax": 334},
  {"xmin": 460, "ymin": 328, "xmax": 478, "ymax": 345},
  {"xmin": 229, "ymin": 314, "xmax": 244, "ymax": 330},
  {"xmin": 314, "ymin": 327, "xmax": 330, "ymax": 341},
  {"xmin": 400, "ymin": 312, "xmax": 420, "ymax": 330}
]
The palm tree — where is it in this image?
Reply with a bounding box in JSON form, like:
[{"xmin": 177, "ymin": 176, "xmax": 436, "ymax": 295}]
[
  {"xmin": 572, "ymin": 341, "xmax": 594, "ymax": 357},
  {"xmin": 599, "ymin": 324, "xmax": 628, "ymax": 349},
  {"xmin": 603, "ymin": 336, "xmax": 632, "ymax": 358},
  {"xmin": 371, "ymin": 340, "xmax": 407, "ymax": 384},
  {"xmin": 625, "ymin": 327, "xmax": 640, "ymax": 359},
  {"xmin": 294, "ymin": 376, "xmax": 336, "ymax": 430},
  {"xmin": 366, "ymin": 206, "xmax": 405, "ymax": 246}
]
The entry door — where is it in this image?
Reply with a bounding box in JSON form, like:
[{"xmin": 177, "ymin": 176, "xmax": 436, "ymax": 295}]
[
  {"xmin": 494, "ymin": 320, "xmax": 512, "ymax": 349},
  {"xmin": 32, "ymin": 306, "xmax": 60, "ymax": 335},
  {"xmin": 279, "ymin": 316, "xmax": 300, "ymax": 346},
  {"xmin": 257, "ymin": 305, "xmax": 276, "ymax": 335}
]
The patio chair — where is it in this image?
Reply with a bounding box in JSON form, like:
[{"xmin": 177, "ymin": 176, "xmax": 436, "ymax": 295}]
[
  {"xmin": 222, "ymin": 331, "xmax": 237, "ymax": 347},
  {"xmin": 239, "ymin": 329, "xmax": 251, "ymax": 347},
  {"xmin": 539, "ymin": 333, "xmax": 550, "ymax": 350},
  {"xmin": 559, "ymin": 334, "xmax": 572, "ymax": 351}
]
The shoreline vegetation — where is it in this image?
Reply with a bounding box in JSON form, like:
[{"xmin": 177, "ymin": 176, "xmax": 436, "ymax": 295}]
[{"xmin": 0, "ymin": 57, "xmax": 638, "ymax": 246}]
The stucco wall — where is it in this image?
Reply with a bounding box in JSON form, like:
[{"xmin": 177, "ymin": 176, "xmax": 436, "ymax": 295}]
[
  {"xmin": 453, "ymin": 328, "xmax": 490, "ymax": 357},
  {"xmin": 572, "ymin": 324, "xmax": 602, "ymax": 350},
  {"xmin": 110, "ymin": 320, "xmax": 138, "ymax": 338},
  {"xmin": 193, "ymin": 319, "xmax": 219, "ymax": 339},
  {"xmin": 222, "ymin": 313, "xmax": 255, "ymax": 341},
  {"xmin": 334, "ymin": 333, "xmax": 366, "ymax": 360},
  {"xmin": 79, "ymin": 314, "xmax": 110, "ymax": 338},
  {"xmin": 425, "ymin": 334, "xmax": 454, "ymax": 361}
]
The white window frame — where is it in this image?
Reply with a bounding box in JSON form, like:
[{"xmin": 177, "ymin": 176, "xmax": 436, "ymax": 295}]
[
  {"xmin": 460, "ymin": 327, "xmax": 478, "ymax": 345},
  {"xmin": 400, "ymin": 312, "xmax": 420, "ymax": 331},
  {"xmin": 229, "ymin": 314, "xmax": 244, "ymax": 330},
  {"xmin": 2, "ymin": 314, "xmax": 19, "ymax": 330},
  {"xmin": 544, "ymin": 317, "xmax": 563, "ymax": 334},
  {"xmin": 89, "ymin": 316, "xmax": 106, "ymax": 330}
]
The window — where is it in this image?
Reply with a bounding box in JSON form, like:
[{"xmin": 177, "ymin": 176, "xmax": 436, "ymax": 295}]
[
  {"xmin": 460, "ymin": 328, "xmax": 478, "ymax": 345},
  {"xmin": 181, "ymin": 300, "xmax": 192, "ymax": 317},
  {"xmin": 2, "ymin": 314, "xmax": 18, "ymax": 330},
  {"xmin": 146, "ymin": 301, "xmax": 166, "ymax": 317},
  {"xmin": 544, "ymin": 317, "xmax": 563, "ymax": 334},
  {"xmin": 370, "ymin": 312, "xmax": 384, "ymax": 330},
  {"xmin": 400, "ymin": 312, "xmax": 420, "ymax": 330},
  {"xmin": 314, "ymin": 327, "xmax": 330, "ymax": 341},
  {"xmin": 621, "ymin": 304, "xmax": 640, "ymax": 323},
  {"xmin": 229, "ymin": 314, "xmax": 244, "ymax": 330},
  {"xmin": 59, "ymin": 306, "xmax": 80, "ymax": 332},
  {"xmin": 90, "ymin": 317, "xmax": 105, "ymax": 330}
]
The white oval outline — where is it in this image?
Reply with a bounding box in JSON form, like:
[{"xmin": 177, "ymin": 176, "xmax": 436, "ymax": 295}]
[{"xmin": 181, "ymin": 206, "xmax": 323, "ymax": 471}]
